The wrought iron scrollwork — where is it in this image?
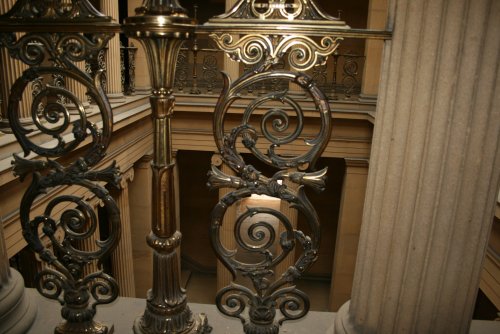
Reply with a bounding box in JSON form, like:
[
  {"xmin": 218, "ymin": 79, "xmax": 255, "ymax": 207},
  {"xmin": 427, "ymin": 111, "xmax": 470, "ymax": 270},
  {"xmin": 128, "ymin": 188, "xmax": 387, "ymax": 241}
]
[
  {"xmin": 213, "ymin": 67, "xmax": 332, "ymax": 170},
  {"xmin": 208, "ymin": 61, "xmax": 332, "ymax": 334},
  {"xmin": 210, "ymin": 33, "xmax": 341, "ymax": 72},
  {"xmin": 0, "ymin": 1, "xmax": 121, "ymax": 333},
  {"xmin": 205, "ymin": 1, "xmax": 345, "ymax": 332}
]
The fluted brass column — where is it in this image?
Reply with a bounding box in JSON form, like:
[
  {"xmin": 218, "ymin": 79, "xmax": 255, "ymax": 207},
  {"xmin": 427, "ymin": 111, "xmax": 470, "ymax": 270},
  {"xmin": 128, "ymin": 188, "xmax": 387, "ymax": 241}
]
[{"xmin": 123, "ymin": 1, "xmax": 211, "ymax": 333}]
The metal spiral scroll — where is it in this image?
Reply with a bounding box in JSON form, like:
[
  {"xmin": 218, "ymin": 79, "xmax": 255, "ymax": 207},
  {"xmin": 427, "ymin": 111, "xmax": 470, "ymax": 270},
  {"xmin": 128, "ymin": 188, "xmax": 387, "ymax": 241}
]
[
  {"xmin": 0, "ymin": 2, "xmax": 121, "ymax": 332},
  {"xmin": 208, "ymin": 62, "xmax": 332, "ymax": 333}
]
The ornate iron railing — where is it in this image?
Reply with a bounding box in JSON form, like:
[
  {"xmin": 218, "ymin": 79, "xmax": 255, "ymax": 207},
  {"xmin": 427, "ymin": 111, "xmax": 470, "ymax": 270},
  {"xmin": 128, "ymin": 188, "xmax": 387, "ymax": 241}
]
[
  {"xmin": 174, "ymin": 36, "xmax": 365, "ymax": 100},
  {"xmin": 0, "ymin": 1, "xmax": 122, "ymax": 333},
  {"xmin": 120, "ymin": 43, "xmax": 138, "ymax": 95},
  {"xmin": 202, "ymin": 1, "xmax": 348, "ymax": 332}
]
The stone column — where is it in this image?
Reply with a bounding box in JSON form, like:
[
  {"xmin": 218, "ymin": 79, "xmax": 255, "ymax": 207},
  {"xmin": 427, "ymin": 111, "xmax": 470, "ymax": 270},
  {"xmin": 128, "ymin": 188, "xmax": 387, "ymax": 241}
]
[
  {"xmin": 275, "ymin": 173, "xmax": 299, "ymax": 278},
  {"xmin": 100, "ymin": 0, "xmax": 126, "ymax": 103},
  {"xmin": 57, "ymin": 0, "xmax": 90, "ymax": 111},
  {"xmin": 335, "ymin": 0, "xmax": 500, "ymax": 333},
  {"xmin": 223, "ymin": 0, "xmax": 240, "ymax": 82},
  {"xmin": 214, "ymin": 155, "xmax": 239, "ymax": 290},
  {"xmin": 329, "ymin": 158, "xmax": 368, "ymax": 311},
  {"xmin": 0, "ymin": 219, "xmax": 37, "ymax": 333},
  {"xmin": 129, "ymin": 155, "xmax": 154, "ymax": 298},
  {"xmin": 74, "ymin": 197, "xmax": 103, "ymax": 277},
  {"xmin": 0, "ymin": 0, "xmax": 33, "ymax": 132},
  {"xmin": 67, "ymin": 60, "xmax": 91, "ymax": 112},
  {"xmin": 358, "ymin": 0, "xmax": 388, "ymax": 103},
  {"xmin": 110, "ymin": 168, "xmax": 136, "ymax": 297},
  {"xmin": 127, "ymin": 0, "xmax": 151, "ymax": 95}
]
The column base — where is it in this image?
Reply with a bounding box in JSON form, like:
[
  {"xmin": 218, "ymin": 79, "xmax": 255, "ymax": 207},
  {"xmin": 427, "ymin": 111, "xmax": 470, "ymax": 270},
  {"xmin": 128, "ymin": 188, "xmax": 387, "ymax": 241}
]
[
  {"xmin": 106, "ymin": 93, "xmax": 127, "ymax": 104},
  {"xmin": 135, "ymin": 86, "xmax": 152, "ymax": 95},
  {"xmin": 333, "ymin": 301, "xmax": 359, "ymax": 334},
  {"xmin": 67, "ymin": 102, "xmax": 92, "ymax": 115},
  {"xmin": 0, "ymin": 269, "xmax": 37, "ymax": 334},
  {"xmin": 357, "ymin": 93, "xmax": 378, "ymax": 104},
  {"xmin": 0, "ymin": 118, "xmax": 32, "ymax": 133},
  {"xmin": 133, "ymin": 311, "xmax": 211, "ymax": 334},
  {"xmin": 0, "ymin": 118, "xmax": 10, "ymax": 133}
]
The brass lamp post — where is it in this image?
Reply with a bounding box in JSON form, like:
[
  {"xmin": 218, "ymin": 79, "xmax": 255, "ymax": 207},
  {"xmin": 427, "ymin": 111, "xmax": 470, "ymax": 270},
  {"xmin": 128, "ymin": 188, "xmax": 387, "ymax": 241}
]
[{"xmin": 123, "ymin": 1, "xmax": 211, "ymax": 333}]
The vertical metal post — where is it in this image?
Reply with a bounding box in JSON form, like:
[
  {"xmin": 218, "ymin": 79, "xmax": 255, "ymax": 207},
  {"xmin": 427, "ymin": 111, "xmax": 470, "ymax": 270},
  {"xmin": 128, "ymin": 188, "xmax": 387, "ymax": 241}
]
[{"xmin": 123, "ymin": 1, "xmax": 211, "ymax": 333}]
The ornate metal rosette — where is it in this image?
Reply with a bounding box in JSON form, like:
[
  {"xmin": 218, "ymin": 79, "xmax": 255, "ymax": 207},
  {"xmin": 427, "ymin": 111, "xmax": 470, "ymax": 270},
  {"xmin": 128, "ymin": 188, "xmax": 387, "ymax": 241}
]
[{"xmin": 0, "ymin": 1, "xmax": 121, "ymax": 333}]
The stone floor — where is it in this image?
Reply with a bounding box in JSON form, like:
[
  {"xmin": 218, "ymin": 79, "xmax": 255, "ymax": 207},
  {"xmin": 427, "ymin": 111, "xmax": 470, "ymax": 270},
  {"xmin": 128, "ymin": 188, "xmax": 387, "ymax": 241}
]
[{"xmin": 26, "ymin": 289, "xmax": 500, "ymax": 334}]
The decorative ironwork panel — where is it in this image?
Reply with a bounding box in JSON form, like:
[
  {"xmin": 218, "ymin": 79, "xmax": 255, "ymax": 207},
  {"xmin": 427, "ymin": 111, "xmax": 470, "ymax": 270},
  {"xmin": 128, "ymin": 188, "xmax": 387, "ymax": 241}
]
[
  {"xmin": 204, "ymin": 1, "xmax": 347, "ymax": 332},
  {"xmin": 208, "ymin": 61, "xmax": 332, "ymax": 334},
  {"xmin": 0, "ymin": 1, "xmax": 121, "ymax": 333}
]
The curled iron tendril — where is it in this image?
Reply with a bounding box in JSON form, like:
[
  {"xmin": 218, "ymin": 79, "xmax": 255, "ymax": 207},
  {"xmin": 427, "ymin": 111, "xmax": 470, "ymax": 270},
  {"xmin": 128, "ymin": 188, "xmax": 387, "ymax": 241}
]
[
  {"xmin": 1, "ymin": 4, "xmax": 121, "ymax": 331},
  {"xmin": 214, "ymin": 68, "xmax": 331, "ymax": 171}
]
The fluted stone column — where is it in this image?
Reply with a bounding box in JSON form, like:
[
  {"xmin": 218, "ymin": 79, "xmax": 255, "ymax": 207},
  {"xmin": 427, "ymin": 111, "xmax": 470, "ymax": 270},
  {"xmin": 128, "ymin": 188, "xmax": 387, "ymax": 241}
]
[
  {"xmin": 100, "ymin": 0, "xmax": 126, "ymax": 103},
  {"xmin": 223, "ymin": 0, "xmax": 240, "ymax": 82},
  {"xmin": 110, "ymin": 168, "xmax": 136, "ymax": 297},
  {"xmin": 127, "ymin": 0, "xmax": 151, "ymax": 95},
  {"xmin": 358, "ymin": 0, "xmax": 388, "ymax": 103},
  {"xmin": 66, "ymin": 60, "xmax": 91, "ymax": 112},
  {"xmin": 335, "ymin": 0, "xmax": 500, "ymax": 333},
  {"xmin": 129, "ymin": 155, "xmax": 154, "ymax": 298},
  {"xmin": 275, "ymin": 173, "xmax": 299, "ymax": 278},
  {"xmin": 74, "ymin": 197, "xmax": 103, "ymax": 277},
  {"xmin": 0, "ymin": 0, "xmax": 33, "ymax": 132},
  {"xmin": 329, "ymin": 158, "xmax": 368, "ymax": 311},
  {"xmin": 60, "ymin": 0, "xmax": 90, "ymax": 111},
  {"xmin": 0, "ymin": 219, "xmax": 37, "ymax": 333},
  {"xmin": 214, "ymin": 155, "xmax": 239, "ymax": 290}
]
